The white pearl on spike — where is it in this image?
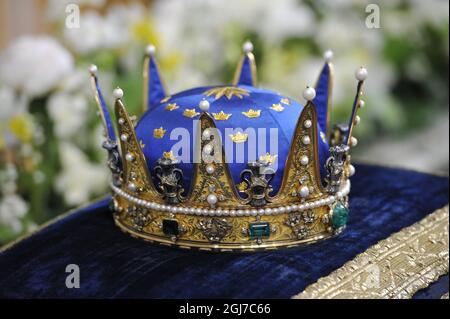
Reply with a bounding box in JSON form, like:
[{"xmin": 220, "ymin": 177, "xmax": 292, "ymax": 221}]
[
  {"xmin": 348, "ymin": 164, "xmax": 356, "ymax": 177},
  {"xmin": 206, "ymin": 164, "xmax": 215, "ymax": 174},
  {"xmin": 202, "ymin": 129, "xmax": 211, "ymax": 140},
  {"xmin": 88, "ymin": 64, "xmax": 98, "ymax": 75},
  {"xmin": 350, "ymin": 136, "xmax": 358, "ymax": 147},
  {"xmin": 354, "ymin": 115, "xmax": 361, "ymax": 125},
  {"xmin": 243, "ymin": 40, "xmax": 254, "ymax": 53},
  {"xmin": 302, "ymin": 136, "xmax": 311, "ymax": 145},
  {"xmin": 199, "ymin": 99, "xmax": 210, "ymax": 112},
  {"xmin": 120, "ymin": 134, "xmax": 128, "ymax": 142},
  {"xmin": 304, "ymin": 120, "xmax": 312, "ymax": 128},
  {"xmin": 303, "ymin": 86, "xmax": 316, "ymax": 101},
  {"xmin": 359, "ymin": 100, "xmax": 365, "ymax": 108},
  {"xmin": 207, "ymin": 194, "xmax": 218, "ymax": 206},
  {"xmin": 300, "ymin": 155, "xmax": 309, "ymax": 166},
  {"xmin": 125, "ymin": 153, "xmax": 135, "ymax": 162},
  {"xmin": 299, "ymin": 186, "xmax": 310, "ymax": 198},
  {"xmin": 203, "ymin": 144, "xmax": 213, "ymax": 155},
  {"xmin": 145, "ymin": 44, "xmax": 156, "ymax": 56},
  {"xmin": 355, "ymin": 67, "xmax": 368, "ymax": 81},
  {"xmin": 113, "ymin": 87, "xmax": 124, "ymax": 99},
  {"xmin": 324, "ymin": 50, "xmax": 334, "ymax": 62}
]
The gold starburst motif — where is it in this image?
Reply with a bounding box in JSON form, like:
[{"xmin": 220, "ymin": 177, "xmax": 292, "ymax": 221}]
[
  {"xmin": 259, "ymin": 153, "xmax": 278, "ymax": 164},
  {"xmin": 160, "ymin": 96, "xmax": 171, "ymax": 103},
  {"xmin": 229, "ymin": 131, "xmax": 248, "ymax": 143},
  {"xmin": 242, "ymin": 109, "xmax": 261, "ymax": 118},
  {"xmin": 183, "ymin": 108, "xmax": 200, "ymax": 118},
  {"xmin": 153, "ymin": 127, "xmax": 166, "ymax": 139},
  {"xmin": 165, "ymin": 103, "xmax": 179, "ymax": 111},
  {"xmin": 212, "ymin": 111, "xmax": 232, "ymax": 121},
  {"xmin": 163, "ymin": 151, "xmax": 177, "ymax": 160},
  {"xmin": 203, "ymin": 86, "xmax": 250, "ymax": 100},
  {"xmin": 280, "ymin": 98, "xmax": 291, "ymax": 105},
  {"xmin": 271, "ymin": 103, "xmax": 284, "ymax": 112},
  {"xmin": 237, "ymin": 182, "xmax": 248, "ymax": 193}
]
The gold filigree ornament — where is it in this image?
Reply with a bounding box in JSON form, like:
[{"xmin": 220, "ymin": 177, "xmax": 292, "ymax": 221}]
[
  {"xmin": 229, "ymin": 131, "xmax": 248, "ymax": 143},
  {"xmin": 165, "ymin": 103, "xmax": 179, "ymax": 111},
  {"xmin": 183, "ymin": 108, "xmax": 200, "ymax": 118},
  {"xmin": 271, "ymin": 103, "xmax": 284, "ymax": 112},
  {"xmin": 212, "ymin": 111, "xmax": 232, "ymax": 121},
  {"xmin": 153, "ymin": 126, "xmax": 166, "ymax": 139},
  {"xmin": 203, "ymin": 86, "xmax": 250, "ymax": 100},
  {"xmin": 242, "ymin": 109, "xmax": 261, "ymax": 118}
]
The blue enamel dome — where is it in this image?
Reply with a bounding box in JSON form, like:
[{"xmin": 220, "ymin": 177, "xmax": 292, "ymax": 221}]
[{"xmin": 135, "ymin": 84, "xmax": 329, "ymax": 193}]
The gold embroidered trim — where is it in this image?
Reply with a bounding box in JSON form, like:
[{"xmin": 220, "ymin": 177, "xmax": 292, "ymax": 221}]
[
  {"xmin": 203, "ymin": 87, "xmax": 250, "ymax": 100},
  {"xmin": 293, "ymin": 205, "xmax": 449, "ymax": 299}
]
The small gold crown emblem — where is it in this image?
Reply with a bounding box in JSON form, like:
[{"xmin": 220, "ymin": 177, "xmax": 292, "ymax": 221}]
[
  {"xmin": 271, "ymin": 103, "xmax": 284, "ymax": 112},
  {"xmin": 280, "ymin": 98, "xmax": 291, "ymax": 105},
  {"xmin": 259, "ymin": 153, "xmax": 278, "ymax": 164},
  {"xmin": 242, "ymin": 109, "xmax": 261, "ymax": 118},
  {"xmin": 204, "ymin": 86, "xmax": 250, "ymax": 100},
  {"xmin": 183, "ymin": 108, "xmax": 200, "ymax": 118},
  {"xmin": 229, "ymin": 131, "xmax": 248, "ymax": 143},
  {"xmin": 160, "ymin": 96, "xmax": 171, "ymax": 103},
  {"xmin": 153, "ymin": 126, "xmax": 166, "ymax": 139},
  {"xmin": 140, "ymin": 140, "xmax": 146, "ymax": 149},
  {"xmin": 165, "ymin": 103, "xmax": 179, "ymax": 111},
  {"xmin": 212, "ymin": 111, "xmax": 232, "ymax": 121},
  {"xmin": 163, "ymin": 151, "xmax": 177, "ymax": 160}
]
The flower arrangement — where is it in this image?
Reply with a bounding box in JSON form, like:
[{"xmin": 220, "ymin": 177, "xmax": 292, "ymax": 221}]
[{"xmin": 0, "ymin": 0, "xmax": 448, "ymax": 244}]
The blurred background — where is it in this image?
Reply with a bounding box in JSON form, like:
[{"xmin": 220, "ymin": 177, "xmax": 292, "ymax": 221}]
[{"xmin": 0, "ymin": 0, "xmax": 448, "ymax": 245}]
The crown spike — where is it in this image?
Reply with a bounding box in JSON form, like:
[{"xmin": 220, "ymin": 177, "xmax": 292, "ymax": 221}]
[
  {"xmin": 345, "ymin": 67, "xmax": 368, "ymax": 145},
  {"xmin": 114, "ymin": 97, "xmax": 161, "ymax": 200},
  {"xmin": 143, "ymin": 44, "xmax": 168, "ymax": 112},
  {"xmin": 89, "ymin": 65, "xmax": 116, "ymax": 141},
  {"xmin": 273, "ymin": 100, "xmax": 325, "ymax": 204},
  {"xmin": 232, "ymin": 41, "xmax": 258, "ymax": 87},
  {"xmin": 313, "ymin": 51, "xmax": 334, "ymax": 134}
]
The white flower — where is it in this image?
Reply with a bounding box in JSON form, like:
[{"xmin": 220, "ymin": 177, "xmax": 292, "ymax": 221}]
[
  {"xmin": 56, "ymin": 142, "xmax": 108, "ymax": 206},
  {"xmin": 0, "ymin": 194, "xmax": 28, "ymax": 233},
  {"xmin": 0, "ymin": 36, "xmax": 74, "ymax": 97},
  {"xmin": 47, "ymin": 92, "xmax": 88, "ymax": 139}
]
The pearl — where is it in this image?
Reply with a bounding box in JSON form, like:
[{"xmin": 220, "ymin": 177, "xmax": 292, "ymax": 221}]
[
  {"xmin": 348, "ymin": 164, "xmax": 356, "ymax": 177},
  {"xmin": 354, "ymin": 115, "xmax": 361, "ymax": 126},
  {"xmin": 207, "ymin": 194, "xmax": 218, "ymax": 206},
  {"xmin": 202, "ymin": 129, "xmax": 211, "ymax": 141},
  {"xmin": 145, "ymin": 44, "xmax": 156, "ymax": 56},
  {"xmin": 113, "ymin": 87, "xmax": 124, "ymax": 99},
  {"xmin": 350, "ymin": 136, "xmax": 358, "ymax": 147},
  {"xmin": 302, "ymin": 136, "xmax": 311, "ymax": 145},
  {"xmin": 300, "ymin": 155, "xmax": 309, "ymax": 166},
  {"xmin": 199, "ymin": 99, "xmax": 210, "ymax": 112},
  {"xmin": 359, "ymin": 100, "xmax": 365, "ymax": 108},
  {"xmin": 242, "ymin": 40, "xmax": 254, "ymax": 53},
  {"xmin": 206, "ymin": 164, "xmax": 215, "ymax": 174},
  {"xmin": 203, "ymin": 144, "xmax": 213, "ymax": 155},
  {"xmin": 355, "ymin": 67, "xmax": 368, "ymax": 81},
  {"xmin": 118, "ymin": 118, "xmax": 125, "ymax": 125},
  {"xmin": 336, "ymin": 191, "xmax": 343, "ymax": 199},
  {"xmin": 125, "ymin": 153, "xmax": 135, "ymax": 162},
  {"xmin": 236, "ymin": 210, "xmax": 244, "ymax": 216},
  {"xmin": 120, "ymin": 134, "xmax": 128, "ymax": 142},
  {"xmin": 304, "ymin": 119, "xmax": 312, "ymax": 128},
  {"xmin": 302, "ymin": 86, "xmax": 316, "ymax": 101},
  {"xmin": 88, "ymin": 64, "xmax": 98, "ymax": 75},
  {"xmin": 127, "ymin": 182, "xmax": 137, "ymax": 192},
  {"xmin": 324, "ymin": 50, "xmax": 334, "ymax": 63},
  {"xmin": 299, "ymin": 186, "xmax": 310, "ymax": 198}
]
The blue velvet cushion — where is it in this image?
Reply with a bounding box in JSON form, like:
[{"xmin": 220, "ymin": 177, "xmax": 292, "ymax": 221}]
[{"xmin": 0, "ymin": 164, "xmax": 447, "ymax": 298}]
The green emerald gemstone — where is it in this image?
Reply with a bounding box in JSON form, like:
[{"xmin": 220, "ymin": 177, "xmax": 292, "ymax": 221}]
[
  {"xmin": 331, "ymin": 202, "xmax": 349, "ymax": 229},
  {"xmin": 249, "ymin": 222, "xmax": 271, "ymax": 239}
]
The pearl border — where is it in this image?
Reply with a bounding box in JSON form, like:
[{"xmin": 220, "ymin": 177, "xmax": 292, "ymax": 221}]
[{"xmin": 111, "ymin": 180, "xmax": 350, "ymax": 217}]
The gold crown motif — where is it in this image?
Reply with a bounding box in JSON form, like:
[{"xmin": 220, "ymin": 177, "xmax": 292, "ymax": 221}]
[
  {"xmin": 89, "ymin": 41, "xmax": 368, "ymax": 251},
  {"xmin": 228, "ymin": 131, "xmax": 249, "ymax": 143},
  {"xmin": 242, "ymin": 109, "xmax": 261, "ymax": 118},
  {"xmin": 212, "ymin": 111, "xmax": 232, "ymax": 121}
]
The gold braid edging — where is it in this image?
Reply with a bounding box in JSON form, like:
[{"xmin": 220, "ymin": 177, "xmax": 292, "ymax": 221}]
[{"xmin": 293, "ymin": 205, "xmax": 449, "ymax": 299}]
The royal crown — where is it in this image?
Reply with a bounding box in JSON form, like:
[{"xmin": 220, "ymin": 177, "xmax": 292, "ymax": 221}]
[{"xmin": 89, "ymin": 41, "xmax": 367, "ymax": 251}]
